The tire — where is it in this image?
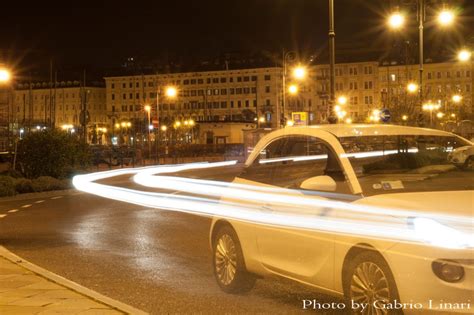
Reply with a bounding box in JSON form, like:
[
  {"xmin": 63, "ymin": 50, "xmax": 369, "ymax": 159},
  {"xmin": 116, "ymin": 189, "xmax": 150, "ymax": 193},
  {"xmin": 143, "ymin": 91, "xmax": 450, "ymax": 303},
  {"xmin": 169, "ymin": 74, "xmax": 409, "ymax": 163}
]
[
  {"xmin": 212, "ymin": 225, "xmax": 256, "ymax": 294},
  {"xmin": 344, "ymin": 251, "xmax": 401, "ymax": 315},
  {"xmin": 463, "ymin": 156, "xmax": 474, "ymax": 170}
]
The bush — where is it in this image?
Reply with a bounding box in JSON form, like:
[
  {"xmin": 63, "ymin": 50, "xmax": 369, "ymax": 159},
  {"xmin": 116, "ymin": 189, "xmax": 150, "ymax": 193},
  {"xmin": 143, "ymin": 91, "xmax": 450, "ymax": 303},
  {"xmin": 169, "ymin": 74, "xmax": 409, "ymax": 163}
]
[
  {"xmin": 31, "ymin": 176, "xmax": 69, "ymax": 192},
  {"xmin": 1, "ymin": 169, "xmax": 24, "ymax": 178},
  {"xmin": 14, "ymin": 178, "xmax": 34, "ymax": 193},
  {"xmin": 0, "ymin": 176, "xmax": 16, "ymax": 197},
  {"xmin": 16, "ymin": 130, "xmax": 92, "ymax": 179}
]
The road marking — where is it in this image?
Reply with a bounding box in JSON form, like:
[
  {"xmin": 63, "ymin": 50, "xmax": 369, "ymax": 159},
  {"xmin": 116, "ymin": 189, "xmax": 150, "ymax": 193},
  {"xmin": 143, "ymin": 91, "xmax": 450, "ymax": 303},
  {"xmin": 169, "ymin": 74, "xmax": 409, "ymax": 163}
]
[
  {"xmin": 50, "ymin": 196, "xmax": 63, "ymax": 200},
  {"xmin": 34, "ymin": 200, "xmax": 45, "ymax": 204},
  {"xmin": 21, "ymin": 204, "xmax": 32, "ymax": 208},
  {"xmin": 8, "ymin": 209, "xmax": 18, "ymax": 213},
  {"xmin": 0, "ymin": 214, "xmax": 6, "ymax": 218}
]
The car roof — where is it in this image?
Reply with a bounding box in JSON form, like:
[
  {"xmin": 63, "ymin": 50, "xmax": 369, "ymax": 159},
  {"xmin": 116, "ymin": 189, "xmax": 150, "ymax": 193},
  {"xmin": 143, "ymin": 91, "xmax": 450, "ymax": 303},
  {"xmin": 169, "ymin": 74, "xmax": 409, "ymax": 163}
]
[{"xmin": 290, "ymin": 124, "xmax": 458, "ymax": 138}]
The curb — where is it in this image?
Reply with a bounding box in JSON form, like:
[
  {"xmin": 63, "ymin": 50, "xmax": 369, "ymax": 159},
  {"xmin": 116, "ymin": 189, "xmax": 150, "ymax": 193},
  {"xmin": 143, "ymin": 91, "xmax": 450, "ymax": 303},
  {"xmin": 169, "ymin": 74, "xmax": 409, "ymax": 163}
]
[{"xmin": 0, "ymin": 246, "xmax": 148, "ymax": 315}]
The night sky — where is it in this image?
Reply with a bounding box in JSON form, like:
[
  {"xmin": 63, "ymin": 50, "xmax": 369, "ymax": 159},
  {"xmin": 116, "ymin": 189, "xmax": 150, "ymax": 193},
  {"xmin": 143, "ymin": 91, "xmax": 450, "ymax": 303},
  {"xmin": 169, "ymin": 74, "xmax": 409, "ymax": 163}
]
[{"xmin": 1, "ymin": 0, "xmax": 473, "ymax": 74}]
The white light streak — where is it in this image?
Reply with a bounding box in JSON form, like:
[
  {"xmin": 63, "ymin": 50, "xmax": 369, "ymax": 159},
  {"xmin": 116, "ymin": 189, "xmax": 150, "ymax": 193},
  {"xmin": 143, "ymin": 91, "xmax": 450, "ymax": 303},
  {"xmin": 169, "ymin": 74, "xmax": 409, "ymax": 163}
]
[{"xmin": 73, "ymin": 161, "xmax": 473, "ymax": 249}]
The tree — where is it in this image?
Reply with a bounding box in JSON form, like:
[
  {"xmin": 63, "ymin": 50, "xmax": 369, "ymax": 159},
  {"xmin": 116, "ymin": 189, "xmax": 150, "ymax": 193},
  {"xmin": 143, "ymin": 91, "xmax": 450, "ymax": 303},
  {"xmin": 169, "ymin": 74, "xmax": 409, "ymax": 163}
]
[{"xmin": 16, "ymin": 130, "xmax": 91, "ymax": 179}]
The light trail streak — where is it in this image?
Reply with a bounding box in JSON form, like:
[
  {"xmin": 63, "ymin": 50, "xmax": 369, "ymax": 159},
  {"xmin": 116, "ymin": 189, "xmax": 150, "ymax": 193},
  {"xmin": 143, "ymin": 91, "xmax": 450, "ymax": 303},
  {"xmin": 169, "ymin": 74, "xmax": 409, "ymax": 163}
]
[{"xmin": 73, "ymin": 161, "xmax": 473, "ymax": 249}]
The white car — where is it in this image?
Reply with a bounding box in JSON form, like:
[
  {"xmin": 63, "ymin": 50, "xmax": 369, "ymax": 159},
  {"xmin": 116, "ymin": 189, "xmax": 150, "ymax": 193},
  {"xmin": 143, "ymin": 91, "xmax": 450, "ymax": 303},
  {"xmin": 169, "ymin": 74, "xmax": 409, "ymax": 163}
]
[
  {"xmin": 448, "ymin": 145, "xmax": 474, "ymax": 170},
  {"xmin": 209, "ymin": 124, "xmax": 473, "ymax": 314}
]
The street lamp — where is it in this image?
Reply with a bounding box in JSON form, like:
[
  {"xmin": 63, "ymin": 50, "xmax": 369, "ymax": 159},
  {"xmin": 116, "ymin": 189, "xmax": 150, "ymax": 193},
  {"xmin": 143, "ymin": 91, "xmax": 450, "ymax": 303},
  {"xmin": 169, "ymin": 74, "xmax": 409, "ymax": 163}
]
[
  {"xmin": 452, "ymin": 94, "xmax": 462, "ymax": 103},
  {"xmin": 388, "ymin": 12, "xmax": 405, "ymax": 29},
  {"xmin": 388, "ymin": 2, "xmax": 456, "ymax": 117},
  {"xmin": 288, "ymin": 84, "xmax": 298, "ymax": 95},
  {"xmin": 407, "ymin": 82, "xmax": 418, "ymax": 93},
  {"xmin": 337, "ymin": 95, "xmax": 347, "ymax": 105},
  {"xmin": 437, "ymin": 9, "xmax": 455, "ymax": 26},
  {"xmin": 292, "ymin": 66, "xmax": 307, "ymax": 80},
  {"xmin": 457, "ymin": 49, "xmax": 472, "ymax": 62},
  {"xmin": 422, "ymin": 102, "xmax": 441, "ymax": 126},
  {"xmin": 0, "ymin": 68, "xmax": 11, "ymax": 83}
]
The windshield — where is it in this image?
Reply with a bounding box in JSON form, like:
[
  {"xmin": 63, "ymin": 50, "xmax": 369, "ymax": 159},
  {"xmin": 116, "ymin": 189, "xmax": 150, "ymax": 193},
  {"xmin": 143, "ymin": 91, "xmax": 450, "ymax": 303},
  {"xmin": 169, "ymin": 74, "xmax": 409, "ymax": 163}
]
[{"xmin": 338, "ymin": 135, "xmax": 473, "ymax": 196}]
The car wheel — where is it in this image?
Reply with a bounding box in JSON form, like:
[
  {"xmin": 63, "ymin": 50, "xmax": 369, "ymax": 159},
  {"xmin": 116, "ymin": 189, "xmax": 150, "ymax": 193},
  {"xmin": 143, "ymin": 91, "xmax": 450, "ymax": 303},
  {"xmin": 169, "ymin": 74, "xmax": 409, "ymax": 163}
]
[
  {"xmin": 344, "ymin": 251, "xmax": 401, "ymax": 315},
  {"xmin": 212, "ymin": 225, "xmax": 255, "ymax": 293},
  {"xmin": 463, "ymin": 156, "xmax": 474, "ymax": 170}
]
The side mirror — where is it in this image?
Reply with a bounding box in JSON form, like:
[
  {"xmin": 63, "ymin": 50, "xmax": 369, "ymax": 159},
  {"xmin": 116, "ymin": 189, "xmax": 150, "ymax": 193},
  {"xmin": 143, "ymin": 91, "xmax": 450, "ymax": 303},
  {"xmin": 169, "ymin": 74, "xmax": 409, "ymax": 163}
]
[{"xmin": 300, "ymin": 175, "xmax": 337, "ymax": 192}]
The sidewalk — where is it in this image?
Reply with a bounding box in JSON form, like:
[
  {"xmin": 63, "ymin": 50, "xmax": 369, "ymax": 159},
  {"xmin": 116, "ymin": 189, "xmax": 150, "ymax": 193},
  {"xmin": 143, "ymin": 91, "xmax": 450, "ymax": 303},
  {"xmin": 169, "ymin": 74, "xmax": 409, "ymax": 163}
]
[{"xmin": 0, "ymin": 247, "xmax": 147, "ymax": 314}]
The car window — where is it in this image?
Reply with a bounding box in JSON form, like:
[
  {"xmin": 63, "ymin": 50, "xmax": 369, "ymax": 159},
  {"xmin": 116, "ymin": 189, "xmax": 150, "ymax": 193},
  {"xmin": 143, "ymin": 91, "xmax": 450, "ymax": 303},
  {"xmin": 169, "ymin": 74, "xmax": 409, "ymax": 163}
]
[
  {"xmin": 339, "ymin": 135, "xmax": 473, "ymax": 196},
  {"xmin": 239, "ymin": 137, "xmax": 287, "ymax": 185},
  {"xmin": 266, "ymin": 136, "xmax": 351, "ymax": 193}
]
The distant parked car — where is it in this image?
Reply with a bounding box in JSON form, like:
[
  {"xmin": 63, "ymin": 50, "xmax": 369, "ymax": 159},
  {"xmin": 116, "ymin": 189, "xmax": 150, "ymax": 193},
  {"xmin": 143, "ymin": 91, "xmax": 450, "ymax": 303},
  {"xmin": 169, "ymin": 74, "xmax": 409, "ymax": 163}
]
[{"xmin": 448, "ymin": 145, "xmax": 474, "ymax": 170}]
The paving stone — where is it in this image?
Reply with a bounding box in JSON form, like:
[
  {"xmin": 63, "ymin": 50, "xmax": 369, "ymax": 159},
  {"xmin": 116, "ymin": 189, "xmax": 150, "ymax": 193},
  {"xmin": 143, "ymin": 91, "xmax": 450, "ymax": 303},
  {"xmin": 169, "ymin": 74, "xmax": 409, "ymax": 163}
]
[
  {"xmin": 8, "ymin": 297, "xmax": 63, "ymax": 307},
  {"xmin": 20, "ymin": 281, "xmax": 65, "ymax": 290},
  {"xmin": 34, "ymin": 289, "xmax": 87, "ymax": 299},
  {"xmin": 0, "ymin": 304, "xmax": 44, "ymax": 314},
  {"xmin": 78, "ymin": 309, "xmax": 124, "ymax": 315},
  {"xmin": 48, "ymin": 298, "xmax": 110, "ymax": 309}
]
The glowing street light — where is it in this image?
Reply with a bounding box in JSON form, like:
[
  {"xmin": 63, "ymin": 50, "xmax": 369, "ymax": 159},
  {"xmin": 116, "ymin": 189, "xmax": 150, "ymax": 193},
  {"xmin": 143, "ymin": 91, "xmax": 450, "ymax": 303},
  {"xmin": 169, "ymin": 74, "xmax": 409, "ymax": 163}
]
[
  {"xmin": 345, "ymin": 118, "xmax": 352, "ymax": 124},
  {"xmin": 388, "ymin": 12, "xmax": 405, "ymax": 29},
  {"xmin": 286, "ymin": 120, "xmax": 295, "ymax": 127},
  {"xmin": 0, "ymin": 68, "xmax": 11, "ymax": 83},
  {"xmin": 161, "ymin": 125, "xmax": 167, "ymax": 131},
  {"xmin": 336, "ymin": 110, "xmax": 347, "ymax": 119},
  {"xmin": 457, "ymin": 50, "xmax": 472, "ymax": 62},
  {"xmin": 437, "ymin": 9, "xmax": 455, "ymax": 26},
  {"xmin": 402, "ymin": 115, "xmax": 408, "ymax": 121},
  {"xmin": 165, "ymin": 86, "xmax": 178, "ymax": 98},
  {"xmin": 288, "ymin": 84, "xmax": 298, "ymax": 95},
  {"xmin": 258, "ymin": 117, "xmax": 266, "ymax": 123},
  {"xmin": 144, "ymin": 105, "xmax": 151, "ymax": 112},
  {"xmin": 337, "ymin": 96, "xmax": 347, "ymax": 105},
  {"xmin": 407, "ymin": 82, "xmax": 418, "ymax": 93},
  {"xmin": 292, "ymin": 66, "xmax": 307, "ymax": 80},
  {"xmin": 452, "ymin": 94, "xmax": 462, "ymax": 103},
  {"xmin": 436, "ymin": 112, "xmax": 445, "ymax": 119}
]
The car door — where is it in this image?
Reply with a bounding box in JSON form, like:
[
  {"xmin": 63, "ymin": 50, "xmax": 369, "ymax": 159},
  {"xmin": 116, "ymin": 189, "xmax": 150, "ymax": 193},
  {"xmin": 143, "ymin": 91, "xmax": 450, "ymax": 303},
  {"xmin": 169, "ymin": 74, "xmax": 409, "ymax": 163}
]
[{"xmin": 255, "ymin": 135, "xmax": 350, "ymax": 290}]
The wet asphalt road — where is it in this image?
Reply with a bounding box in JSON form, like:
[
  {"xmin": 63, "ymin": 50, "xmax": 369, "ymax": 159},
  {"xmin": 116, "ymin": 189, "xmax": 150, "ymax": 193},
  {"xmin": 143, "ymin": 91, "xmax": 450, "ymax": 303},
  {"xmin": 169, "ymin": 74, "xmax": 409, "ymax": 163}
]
[{"xmin": 0, "ymin": 165, "xmax": 343, "ymax": 314}]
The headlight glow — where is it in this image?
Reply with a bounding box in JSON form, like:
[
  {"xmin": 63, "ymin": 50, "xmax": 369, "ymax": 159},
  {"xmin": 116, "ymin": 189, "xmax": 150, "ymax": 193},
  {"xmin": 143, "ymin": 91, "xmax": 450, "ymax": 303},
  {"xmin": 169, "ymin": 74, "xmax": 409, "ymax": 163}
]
[{"xmin": 412, "ymin": 218, "xmax": 472, "ymax": 249}]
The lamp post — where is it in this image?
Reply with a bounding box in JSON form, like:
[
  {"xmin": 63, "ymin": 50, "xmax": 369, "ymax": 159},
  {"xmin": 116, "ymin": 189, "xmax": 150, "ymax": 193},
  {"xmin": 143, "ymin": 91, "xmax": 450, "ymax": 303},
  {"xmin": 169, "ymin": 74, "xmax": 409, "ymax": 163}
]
[
  {"xmin": 282, "ymin": 59, "xmax": 307, "ymax": 127},
  {"xmin": 0, "ymin": 66, "xmax": 13, "ymax": 152},
  {"xmin": 328, "ymin": 0, "xmax": 336, "ymax": 123},
  {"xmin": 144, "ymin": 105, "xmax": 151, "ymax": 162},
  {"xmin": 155, "ymin": 86, "xmax": 177, "ymax": 164},
  {"xmin": 388, "ymin": 2, "xmax": 456, "ymax": 114}
]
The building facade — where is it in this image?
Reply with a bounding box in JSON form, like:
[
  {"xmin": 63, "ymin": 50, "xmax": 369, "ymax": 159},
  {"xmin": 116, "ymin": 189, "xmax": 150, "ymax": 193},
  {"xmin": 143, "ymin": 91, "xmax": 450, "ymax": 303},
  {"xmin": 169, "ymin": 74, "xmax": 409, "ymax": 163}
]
[
  {"xmin": 105, "ymin": 67, "xmax": 283, "ymax": 130},
  {"xmin": 12, "ymin": 81, "xmax": 107, "ymax": 141}
]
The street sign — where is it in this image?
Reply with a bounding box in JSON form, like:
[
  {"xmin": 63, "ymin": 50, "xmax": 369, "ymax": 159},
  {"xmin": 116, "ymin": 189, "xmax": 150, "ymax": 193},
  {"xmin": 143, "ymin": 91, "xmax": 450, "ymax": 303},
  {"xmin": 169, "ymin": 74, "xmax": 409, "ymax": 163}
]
[
  {"xmin": 380, "ymin": 108, "xmax": 391, "ymax": 123},
  {"xmin": 291, "ymin": 112, "xmax": 308, "ymax": 126}
]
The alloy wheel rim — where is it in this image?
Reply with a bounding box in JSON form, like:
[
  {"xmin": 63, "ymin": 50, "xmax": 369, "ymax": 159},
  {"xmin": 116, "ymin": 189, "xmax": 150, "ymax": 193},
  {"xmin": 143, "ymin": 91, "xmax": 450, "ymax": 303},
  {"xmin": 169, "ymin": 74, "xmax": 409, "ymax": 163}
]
[
  {"xmin": 215, "ymin": 234, "xmax": 237, "ymax": 285},
  {"xmin": 350, "ymin": 262, "xmax": 390, "ymax": 315}
]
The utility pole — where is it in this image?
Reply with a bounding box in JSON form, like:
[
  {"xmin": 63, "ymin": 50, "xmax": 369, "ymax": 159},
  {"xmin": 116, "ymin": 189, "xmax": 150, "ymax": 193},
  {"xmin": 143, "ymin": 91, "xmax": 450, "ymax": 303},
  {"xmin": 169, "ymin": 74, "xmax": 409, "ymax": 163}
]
[
  {"xmin": 328, "ymin": 0, "xmax": 336, "ymax": 123},
  {"xmin": 417, "ymin": 0, "xmax": 425, "ymax": 113}
]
